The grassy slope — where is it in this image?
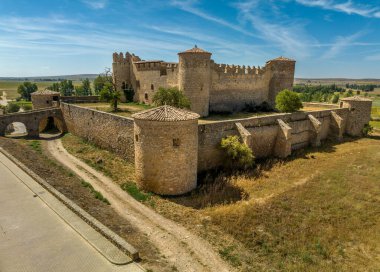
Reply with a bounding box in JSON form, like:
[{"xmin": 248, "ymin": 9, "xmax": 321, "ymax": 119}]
[
  {"xmin": 208, "ymin": 137, "xmax": 380, "ymax": 271},
  {"xmin": 62, "ymin": 132, "xmax": 380, "ymax": 271}
]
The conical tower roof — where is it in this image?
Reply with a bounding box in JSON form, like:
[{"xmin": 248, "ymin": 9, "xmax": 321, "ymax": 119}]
[
  {"xmin": 132, "ymin": 105, "xmax": 200, "ymax": 121},
  {"xmin": 178, "ymin": 45, "xmax": 211, "ymax": 55}
]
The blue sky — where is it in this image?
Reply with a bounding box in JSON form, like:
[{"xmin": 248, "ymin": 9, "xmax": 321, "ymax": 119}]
[{"xmin": 0, "ymin": 0, "xmax": 379, "ymax": 78}]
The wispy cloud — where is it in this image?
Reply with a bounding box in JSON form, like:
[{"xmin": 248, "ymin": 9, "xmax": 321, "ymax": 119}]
[
  {"xmin": 81, "ymin": 0, "xmax": 108, "ymax": 10},
  {"xmin": 323, "ymin": 30, "xmax": 367, "ymax": 59},
  {"xmin": 236, "ymin": 0, "xmax": 317, "ymax": 59},
  {"xmin": 296, "ymin": 0, "xmax": 380, "ymax": 18},
  {"xmin": 170, "ymin": 0, "xmax": 258, "ymax": 38}
]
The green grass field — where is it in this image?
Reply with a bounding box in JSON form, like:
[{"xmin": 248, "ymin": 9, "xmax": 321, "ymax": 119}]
[{"xmin": 0, "ymin": 80, "xmax": 82, "ymax": 100}]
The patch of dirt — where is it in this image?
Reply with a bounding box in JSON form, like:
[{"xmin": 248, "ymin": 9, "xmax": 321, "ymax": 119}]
[
  {"xmin": 47, "ymin": 138, "xmax": 233, "ymax": 272},
  {"xmin": 0, "ymin": 137, "xmax": 171, "ymax": 271}
]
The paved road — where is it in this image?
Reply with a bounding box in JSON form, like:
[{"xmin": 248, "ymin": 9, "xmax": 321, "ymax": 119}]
[{"xmin": 0, "ymin": 152, "xmax": 144, "ymax": 272}]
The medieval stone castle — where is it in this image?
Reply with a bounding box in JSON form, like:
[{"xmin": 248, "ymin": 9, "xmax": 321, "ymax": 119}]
[
  {"xmin": 0, "ymin": 46, "xmax": 373, "ymax": 197},
  {"xmin": 112, "ymin": 46, "xmax": 296, "ymax": 116}
]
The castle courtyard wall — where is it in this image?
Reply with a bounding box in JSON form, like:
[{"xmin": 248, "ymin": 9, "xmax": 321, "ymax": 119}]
[
  {"xmin": 60, "ymin": 103, "xmax": 135, "ymax": 161},
  {"xmin": 133, "ymin": 67, "xmax": 179, "ymax": 104},
  {"xmin": 209, "ymin": 71, "xmax": 269, "ymax": 113},
  {"xmin": 59, "ymin": 102, "xmax": 363, "ymax": 174},
  {"xmin": 197, "ymin": 108, "xmax": 349, "ymax": 171}
]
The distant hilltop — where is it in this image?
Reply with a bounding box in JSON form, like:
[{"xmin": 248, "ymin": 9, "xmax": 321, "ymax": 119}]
[
  {"xmin": 295, "ymin": 78, "xmax": 380, "ymax": 84},
  {"xmin": 0, "ymin": 74, "xmax": 98, "ymax": 81}
]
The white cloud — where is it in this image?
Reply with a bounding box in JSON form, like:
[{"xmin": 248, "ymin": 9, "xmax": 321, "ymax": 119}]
[
  {"xmin": 322, "ymin": 30, "xmax": 366, "ymax": 59},
  {"xmin": 296, "ymin": 0, "xmax": 380, "ymax": 18},
  {"xmin": 235, "ymin": 0, "xmax": 317, "ymax": 59},
  {"xmin": 170, "ymin": 0, "xmax": 259, "ymax": 38},
  {"xmin": 81, "ymin": 0, "xmax": 108, "ymax": 10}
]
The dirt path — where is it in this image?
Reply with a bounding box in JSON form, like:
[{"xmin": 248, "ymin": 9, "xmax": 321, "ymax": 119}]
[{"xmin": 47, "ymin": 139, "xmax": 233, "ymax": 272}]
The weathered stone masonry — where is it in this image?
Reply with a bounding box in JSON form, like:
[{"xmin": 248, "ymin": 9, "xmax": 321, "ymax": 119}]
[
  {"xmin": 4, "ymin": 96, "xmax": 370, "ymax": 195},
  {"xmin": 58, "ymin": 97, "xmax": 371, "ymax": 194},
  {"xmin": 60, "ymin": 103, "xmax": 135, "ymax": 161},
  {"xmin": 133, "ymin": 106, "xmax": 199, "ymax": 195},
  {"xmin": 112, "ymin": 46, "xmax": 295, "ymax": 117},
  {"xmin": 0, "ymin": 108, "xmax": 66, "ymax": 137}
]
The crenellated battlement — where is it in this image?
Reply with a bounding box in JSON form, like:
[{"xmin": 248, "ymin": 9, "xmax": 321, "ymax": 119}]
[
  {"xmin": 211, "ymin": 61, "xmax": 266, "ymax": 77},
  {"xmin": 134, "ymin": 60, "xmax": 163, "ymax": 71},
  {"xmin": 112, "ymin": 46, "xmax": 296, "ymax": 116},
  {"xmin": 113, "ymin": 52, "xmax": 141, "ymax": 63}
]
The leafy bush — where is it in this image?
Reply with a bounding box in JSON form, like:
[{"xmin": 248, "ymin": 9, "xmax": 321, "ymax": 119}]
[
  {"xmin": 331, "ymin": 94, "xmax": 340, "ymax": 104},
  {"xmin": 275, "ymin": 89, "xmax": 303, "ymax": 112},
  {"xmin": 220, "ymin": 135, "xmax": 254, "ymax": 169},
  {"xmin": 152, "ymin": 87, "xmax": 191, "ymax": 109},
  {"xmin": 6, "ymin": 102, "xmax": 21, "ymax": 113},
  {"xmin": 21, "ymin": 103, "xmax": 32, "ymax": 111},
  {"xmin": 362, "ymin": 124, "xmax": 374, "ymax": 136}
]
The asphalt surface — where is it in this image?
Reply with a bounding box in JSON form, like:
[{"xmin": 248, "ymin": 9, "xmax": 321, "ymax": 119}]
[{"xmin": 0, "ymin": 151, "xmax": 144, "ymax": 272}]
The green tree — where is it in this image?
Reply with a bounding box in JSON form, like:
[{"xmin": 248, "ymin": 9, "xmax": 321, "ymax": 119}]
[
  {"xmin": 60, "ymin": 80, "xmax": 74, "ymax": 96},
  {"xmin": 345, "ymin": 89, "xmax": 354, "ymax": 97},
  {"xmin": 17, "ymin": 82, "xmax": 38, "ymax": 101},
  {"xmin": 99, "ymin": 68, "xmax": 120, "ymax": 111},
  {"xmin": 93, "ymin": 75, "xmax": 107, "ymax": 95},
  {"xmin": 47, "ymin": 82, "xmax": 60, "ymax": 92},
  {"xmin": 75, "ymin": 85, "xmax": 84, "ymax": 96},
  {"xmin": 152, "ymin": 87, "xmax": 191, "ymax": 109},
  {"xmin": 331, "ymin": 94, "xmax": 340, "ymax": 104},
  {"xmin": 82, "ymin": 78, "xmax": 92, "ymax": 96},
  {"xmin": 275, "ymin": 89, "xmax": 303, "ymax": 112},
  {"xmin": 220, "ymin": 135, "xmax": 254, "ymax": 169}
]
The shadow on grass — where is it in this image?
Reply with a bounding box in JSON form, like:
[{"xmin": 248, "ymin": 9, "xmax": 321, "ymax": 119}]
[
  {"xmin": 164, "ymin": 172, "xmax": 247, "ymax": 210},
  {"xmin": 165, "ymin": 135, "xmax": 375, "ymax": 210}
]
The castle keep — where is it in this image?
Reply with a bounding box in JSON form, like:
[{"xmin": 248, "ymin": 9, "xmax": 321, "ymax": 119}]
[{"xmin": 112, "ymin": 46, "xmax": 296, "ymax": 116}]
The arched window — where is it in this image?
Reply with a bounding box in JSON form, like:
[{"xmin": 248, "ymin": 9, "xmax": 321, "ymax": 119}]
[
  {"xmin": 145, "ymin": 93, "xmax": 148, "ymax": 100},
  {"xmin": 151, "ymin": 84, "xmax": 154, "ymax": 90}
]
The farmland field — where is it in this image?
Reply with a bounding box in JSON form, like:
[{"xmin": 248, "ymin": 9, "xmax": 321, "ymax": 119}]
[{"xmin": 0, "ymin": 80, "xmax": 82, "ymax": 100}]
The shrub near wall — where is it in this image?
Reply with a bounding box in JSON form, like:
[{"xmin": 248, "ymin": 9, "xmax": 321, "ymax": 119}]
[{"xmin": 275, "ymin": 89, "xmax": 303, "ymax": 112}]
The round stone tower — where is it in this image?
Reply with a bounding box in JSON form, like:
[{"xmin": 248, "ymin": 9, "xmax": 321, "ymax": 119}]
[
  {"xmin": 178, "ymin": 46, "xmax": 212, "ymax": 117},
  {"xmin": 340, "ymin": 96, "xmax": 372, "ymax": 136},
  {"xmin": 132, "ymin": 105, "xmax": 200, "ymax": 195}
]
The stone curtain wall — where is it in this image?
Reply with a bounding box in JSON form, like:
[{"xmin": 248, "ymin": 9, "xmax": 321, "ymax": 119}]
[
  {"xmin": 60, "ymin": 103, "xmax": 135, "ymax": 161},
  {"xmin": 198, "ymin": 108, "xmax": 349, "ymax": 171},
  {"xmin": 60, "ymin": 96, "xmax": 101, "ymax": 104}
]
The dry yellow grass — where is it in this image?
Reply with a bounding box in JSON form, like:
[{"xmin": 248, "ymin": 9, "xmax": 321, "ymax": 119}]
[{"xmin": 61, "ymin": 133, "xmax": 380, "ymax": 271}]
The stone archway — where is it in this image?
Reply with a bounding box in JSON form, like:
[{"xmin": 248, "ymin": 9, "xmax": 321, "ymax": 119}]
[
  {"xmin": 38, "ymin": 116, "xmax": 65, "ymax": 138},
  {"xmin": 4, "ymin": 122, "xmax": 28, "ymax": 138}
]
